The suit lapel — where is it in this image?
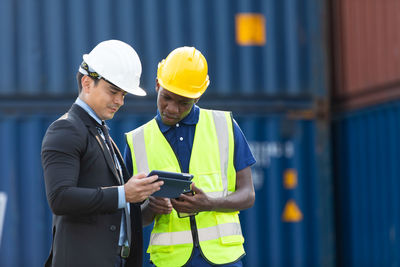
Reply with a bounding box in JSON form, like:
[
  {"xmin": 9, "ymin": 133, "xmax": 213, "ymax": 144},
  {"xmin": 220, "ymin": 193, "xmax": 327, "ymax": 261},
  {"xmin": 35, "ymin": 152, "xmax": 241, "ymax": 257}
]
[
  {"xmin": 88, "ymin": 125, "xmax": 122, "ymax": 184},
  {"xmin": 70, "ymin": 104, "xmax": 122, "ymax": 185},
  {"xmin": 110, "ymin": 137, "xmax": 130, "ymax": 183}
]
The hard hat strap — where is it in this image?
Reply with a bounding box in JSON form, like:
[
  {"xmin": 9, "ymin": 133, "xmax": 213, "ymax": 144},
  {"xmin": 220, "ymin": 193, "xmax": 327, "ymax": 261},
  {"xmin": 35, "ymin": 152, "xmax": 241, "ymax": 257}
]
[
  {"xmin": 79, "ymin": 61, "xmax": 101, "ymax": 79},
  {"xmin": 79, "ymin": 61, "xmax": 120, "ymax": 90}
]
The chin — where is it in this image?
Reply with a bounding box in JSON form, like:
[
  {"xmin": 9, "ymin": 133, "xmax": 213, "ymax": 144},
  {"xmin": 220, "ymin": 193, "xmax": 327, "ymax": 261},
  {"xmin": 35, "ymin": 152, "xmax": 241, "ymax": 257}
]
[
  {"xmin": 162, "ymin": 120, "xmax": 175, "ymax": 126},
  {"xmin": 103, "ymin": 114, "xmax": 114, "ymax": 121}
]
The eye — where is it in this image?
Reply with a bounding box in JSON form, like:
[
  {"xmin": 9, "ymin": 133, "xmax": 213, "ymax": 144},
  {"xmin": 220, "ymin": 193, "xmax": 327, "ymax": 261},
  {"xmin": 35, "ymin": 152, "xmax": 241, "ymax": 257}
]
[
  {"xmin": 180, "ymin": 101, "xmax": 192, "ymax": 107},
  {"xmin": 162, "ymin": 94, "xmax": 171, "ymax": 100}
]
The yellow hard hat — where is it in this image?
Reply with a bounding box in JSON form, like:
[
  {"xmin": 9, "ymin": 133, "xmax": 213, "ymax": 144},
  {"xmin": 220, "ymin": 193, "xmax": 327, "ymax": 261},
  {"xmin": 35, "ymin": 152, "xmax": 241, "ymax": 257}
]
[{"xmin": 157, "ymin": 47, "xmax": 210, "ymax": 98}]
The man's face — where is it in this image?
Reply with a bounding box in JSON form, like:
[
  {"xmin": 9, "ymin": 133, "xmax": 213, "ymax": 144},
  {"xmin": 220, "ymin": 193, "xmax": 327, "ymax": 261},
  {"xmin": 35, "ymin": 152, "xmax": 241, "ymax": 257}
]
[
  {"xmin": 81, "ymin": 76, "xmax": 127, "ymax": 121},
  {"xmin": 156, "ymin": 84, "xmax": 198, "ymax": 126}
]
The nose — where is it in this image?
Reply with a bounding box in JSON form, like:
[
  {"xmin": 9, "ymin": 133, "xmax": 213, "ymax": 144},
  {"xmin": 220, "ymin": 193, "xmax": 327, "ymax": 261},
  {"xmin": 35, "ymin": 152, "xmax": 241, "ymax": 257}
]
[
  {"xmin": 115, "ymin": 93, "xmax": 124, "ymax": 106},
  {"xmin": 165, "ymin": 102, "xmax": 178, "ymax": 115}
]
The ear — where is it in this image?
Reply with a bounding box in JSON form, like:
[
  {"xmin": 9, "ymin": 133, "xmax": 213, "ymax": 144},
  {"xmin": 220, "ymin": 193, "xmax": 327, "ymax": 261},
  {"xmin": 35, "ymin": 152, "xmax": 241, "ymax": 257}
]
[
  {"xmin": 81, "ymin": 75, "xmax": 93, "ymax": 94},
  {"xmin": 155, "ymin": 78, "xmax": 160, "ymax": 93}
]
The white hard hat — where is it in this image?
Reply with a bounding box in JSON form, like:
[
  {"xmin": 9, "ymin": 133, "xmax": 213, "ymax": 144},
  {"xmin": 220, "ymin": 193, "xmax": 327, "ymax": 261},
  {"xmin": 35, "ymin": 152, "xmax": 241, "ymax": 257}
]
[{"xmin": 81, "ymin": 40, "xmax": 146, "ymax": 96}]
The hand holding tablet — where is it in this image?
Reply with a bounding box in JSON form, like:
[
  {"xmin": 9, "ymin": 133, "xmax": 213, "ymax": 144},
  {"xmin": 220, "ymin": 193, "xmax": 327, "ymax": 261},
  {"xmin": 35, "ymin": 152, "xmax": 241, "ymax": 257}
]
[{"xmin": 149, "ymin": 170, "xmax": 193, "ymax": 199}]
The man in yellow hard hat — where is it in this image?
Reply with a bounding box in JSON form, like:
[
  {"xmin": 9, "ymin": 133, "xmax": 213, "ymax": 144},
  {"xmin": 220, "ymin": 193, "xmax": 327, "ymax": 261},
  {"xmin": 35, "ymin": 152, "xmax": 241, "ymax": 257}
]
[{"xmin": 124, "ymin": 46, "xmax": 256, "ymax": 267}]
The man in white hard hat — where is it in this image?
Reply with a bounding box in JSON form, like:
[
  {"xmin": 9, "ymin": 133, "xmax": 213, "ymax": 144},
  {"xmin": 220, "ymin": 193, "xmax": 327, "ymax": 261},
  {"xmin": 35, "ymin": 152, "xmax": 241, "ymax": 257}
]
[{"xmin": 41, "ymin": 40, "xmax": 163, "ymax": 267}]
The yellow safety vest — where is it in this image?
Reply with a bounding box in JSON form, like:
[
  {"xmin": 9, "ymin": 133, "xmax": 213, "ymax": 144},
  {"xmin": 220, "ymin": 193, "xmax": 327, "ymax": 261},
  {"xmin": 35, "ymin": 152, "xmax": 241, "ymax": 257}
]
[{"xmin": 126, "ymin": 108, "xmax": 245, "ymax": 267}]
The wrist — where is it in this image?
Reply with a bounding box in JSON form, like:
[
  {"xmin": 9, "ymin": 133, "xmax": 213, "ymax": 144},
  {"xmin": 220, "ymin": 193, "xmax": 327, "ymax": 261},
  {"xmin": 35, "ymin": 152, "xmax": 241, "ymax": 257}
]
[{"xmin": 207, "ymin": 197, "xmax": 216, "ymax": 212}]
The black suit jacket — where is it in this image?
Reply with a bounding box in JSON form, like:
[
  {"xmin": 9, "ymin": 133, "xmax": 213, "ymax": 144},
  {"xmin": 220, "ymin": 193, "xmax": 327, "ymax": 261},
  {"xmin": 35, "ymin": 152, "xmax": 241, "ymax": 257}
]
[{"xmin": 41, "ymin": 104, "xmax": 143, "ymax": 267}]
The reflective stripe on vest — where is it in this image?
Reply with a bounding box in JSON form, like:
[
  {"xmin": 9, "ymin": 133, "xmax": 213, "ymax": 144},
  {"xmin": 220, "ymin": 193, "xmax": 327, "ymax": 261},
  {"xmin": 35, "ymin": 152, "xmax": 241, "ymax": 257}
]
[
  {"xmin": 205, "ymin": 190, "xmax": 232, "ymax": 198},
  {"xmin": 212, "ymin": 110, "xmax": 229, "ymax": 197},
  {"xmin": 150, "ymin": 222, "xmax": 242, "ymax": 246},
  {"xmin": 130, "ymin": 125, "xmax": 149, "ymax": 174}
]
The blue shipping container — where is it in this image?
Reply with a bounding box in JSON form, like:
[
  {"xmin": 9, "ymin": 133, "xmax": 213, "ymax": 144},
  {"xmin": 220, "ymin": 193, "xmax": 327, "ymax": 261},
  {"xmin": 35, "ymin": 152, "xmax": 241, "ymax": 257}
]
[
  {"xmin": 0, "ymin": 0, "xmax": 328, "ymax": 98},
  {"xmin": 333, "ymin": 100, "xmax": 400, "ymax": 266},
  {"xmin": 0, "ymin": 110, "xmax": 334, "ymax": 267}
]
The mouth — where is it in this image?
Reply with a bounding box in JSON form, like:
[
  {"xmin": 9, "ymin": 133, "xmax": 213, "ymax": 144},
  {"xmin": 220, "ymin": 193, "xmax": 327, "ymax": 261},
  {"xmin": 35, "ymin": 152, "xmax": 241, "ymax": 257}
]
[
  {"xmin": 162, "ymin": 113, "xmax": 179, "ymax": 123},
  {"xmin": 109, "ymin": 107, "xmax": 119, "ymax": 113}
]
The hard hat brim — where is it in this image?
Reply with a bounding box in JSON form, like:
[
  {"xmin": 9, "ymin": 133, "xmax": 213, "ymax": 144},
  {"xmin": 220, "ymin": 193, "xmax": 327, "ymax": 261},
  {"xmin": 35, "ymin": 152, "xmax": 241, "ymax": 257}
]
[
  {"xmin": 158, "ymin": 78, "xmax": 206, "ymax": 99},
  {"xmin": 127, "ymin": 86, "xmax": 146, "ymax": 96}
]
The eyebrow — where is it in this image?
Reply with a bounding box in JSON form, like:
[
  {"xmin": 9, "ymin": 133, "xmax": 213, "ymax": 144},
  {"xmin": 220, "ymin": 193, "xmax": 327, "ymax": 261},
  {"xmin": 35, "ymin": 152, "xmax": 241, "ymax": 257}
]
[{"xmin": 161, "ymin": 92, "xmax": 170, "ymax": 97}]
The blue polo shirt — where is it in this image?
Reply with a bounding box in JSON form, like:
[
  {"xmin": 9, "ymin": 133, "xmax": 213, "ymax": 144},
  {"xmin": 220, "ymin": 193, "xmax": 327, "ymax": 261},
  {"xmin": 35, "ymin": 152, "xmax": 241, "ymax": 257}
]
[{"xmin": 123, "ymin": 105, "xmax": 256, "ymax": 175}]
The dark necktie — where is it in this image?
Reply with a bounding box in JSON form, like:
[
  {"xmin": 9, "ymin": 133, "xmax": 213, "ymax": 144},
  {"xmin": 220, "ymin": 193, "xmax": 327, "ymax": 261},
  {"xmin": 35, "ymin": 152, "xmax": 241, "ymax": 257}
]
[
  {"xmin": 100, "ymin": 123, "xmax": 119, "ymax": 171},
  {"xmin": 100, "ymin": 122, "xmax": 132, "ymax": 248}
]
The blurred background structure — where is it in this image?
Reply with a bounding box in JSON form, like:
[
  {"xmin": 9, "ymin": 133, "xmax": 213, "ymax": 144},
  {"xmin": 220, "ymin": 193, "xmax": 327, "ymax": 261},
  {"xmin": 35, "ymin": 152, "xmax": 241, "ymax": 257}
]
[{"xmin": 0, "ymin": 0, "xmax": 399, "ymax": 266}]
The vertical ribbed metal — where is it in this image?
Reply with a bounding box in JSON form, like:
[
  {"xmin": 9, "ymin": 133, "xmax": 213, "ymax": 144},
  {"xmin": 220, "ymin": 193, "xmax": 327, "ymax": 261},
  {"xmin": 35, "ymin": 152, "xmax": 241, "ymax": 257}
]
[
  {"xmin": 0, "ymin": 116, "xmax": 54, "ymax": 267},
  {"xmin": 333, "ymin": 101, "xmax": 400, "ymax": 266},
  {"xmin": 332, "ymin": 0, "xmax": 400, "ymax": 110},
  {"xmin": 0, "ymin": 0, "xmax": 332, "ymax": 266},
  {"xmin": 0, "ymin": 0, "xmax": 328, "ymax": 99},
  {"xmin": 236, "ymin": 115, "xmax": 334, "ymax": 267},
  {"xmin": 0, "ymin": 113, "xmax": 334, "ymax": 267},
  {"xmin": 0, "ymin": 0, "xmax": 16, "ymax": 94}
]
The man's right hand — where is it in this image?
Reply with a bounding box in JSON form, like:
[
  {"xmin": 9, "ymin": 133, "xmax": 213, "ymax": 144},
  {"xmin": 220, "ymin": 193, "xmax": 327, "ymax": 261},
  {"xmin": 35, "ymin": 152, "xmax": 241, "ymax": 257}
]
[{"xmin": 124, "ymin": 172, "xmax": 163, "ymax": 203}]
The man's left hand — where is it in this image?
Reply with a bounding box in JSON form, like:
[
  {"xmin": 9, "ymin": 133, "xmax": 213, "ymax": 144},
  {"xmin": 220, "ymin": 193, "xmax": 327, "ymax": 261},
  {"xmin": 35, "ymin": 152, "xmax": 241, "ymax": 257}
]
[{"xmin": 170, "ymin": 183, "xmax": 212, "ymax": 213}]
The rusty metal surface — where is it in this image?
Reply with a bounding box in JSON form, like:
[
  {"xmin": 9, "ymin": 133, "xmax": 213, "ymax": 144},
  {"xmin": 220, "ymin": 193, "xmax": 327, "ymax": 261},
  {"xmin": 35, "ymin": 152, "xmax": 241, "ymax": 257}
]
[{"xmin": 332, "ymin": 0, "xmax": 400, "ymax": 110}]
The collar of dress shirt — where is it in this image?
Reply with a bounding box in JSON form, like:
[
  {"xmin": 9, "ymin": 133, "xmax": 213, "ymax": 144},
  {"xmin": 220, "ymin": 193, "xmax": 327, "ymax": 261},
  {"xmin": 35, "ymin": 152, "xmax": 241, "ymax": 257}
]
[
  {"xmin": 75, "ymin": 97, "xmax": 103, "ymax": 125},
  {"xmin": 155, "ymin": 104, "xmax": 200, "ymax": 133}
]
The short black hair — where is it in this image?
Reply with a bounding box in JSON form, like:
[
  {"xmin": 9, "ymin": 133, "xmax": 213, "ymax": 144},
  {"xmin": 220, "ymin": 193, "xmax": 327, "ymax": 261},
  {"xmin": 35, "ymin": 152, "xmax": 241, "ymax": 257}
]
[{"xmin": 76, "ymin": 72, "xmax": 100, "ymax": 93}]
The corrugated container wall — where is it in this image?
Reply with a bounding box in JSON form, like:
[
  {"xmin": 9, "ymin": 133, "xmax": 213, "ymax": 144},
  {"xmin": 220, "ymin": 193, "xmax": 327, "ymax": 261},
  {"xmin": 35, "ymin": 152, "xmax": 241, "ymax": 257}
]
[
  {"xmin": 332, "ymin": 0, "xmax": 400, "ymax": 110},
  {"xmin": 0, "ymin": 0, "xmax": 333, "ymax": 266},
  {"xmin": 0, "ymin": 115, "xmax": 53, "ymax": 267},
  {"xmin": 200, "ymin": 114, "xmax": 334, "ymax": 267},
  {"xmin": 331, "ymin": 1, "xmax": 400, "ymax": 266},
  {"xmin": 139, "ymin": 113, "xmax": 334, "ymax": 267},
  {"xmin": 0, "ymin": 112, "xmax": 335, "ymax": 267},
  {"xmin": 0, "ymin": 0, "xmax": 328, "ymax": 99},
  {"xmin": 333, "ymin": 101, "xmax": 400, "ymax": 266}
]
